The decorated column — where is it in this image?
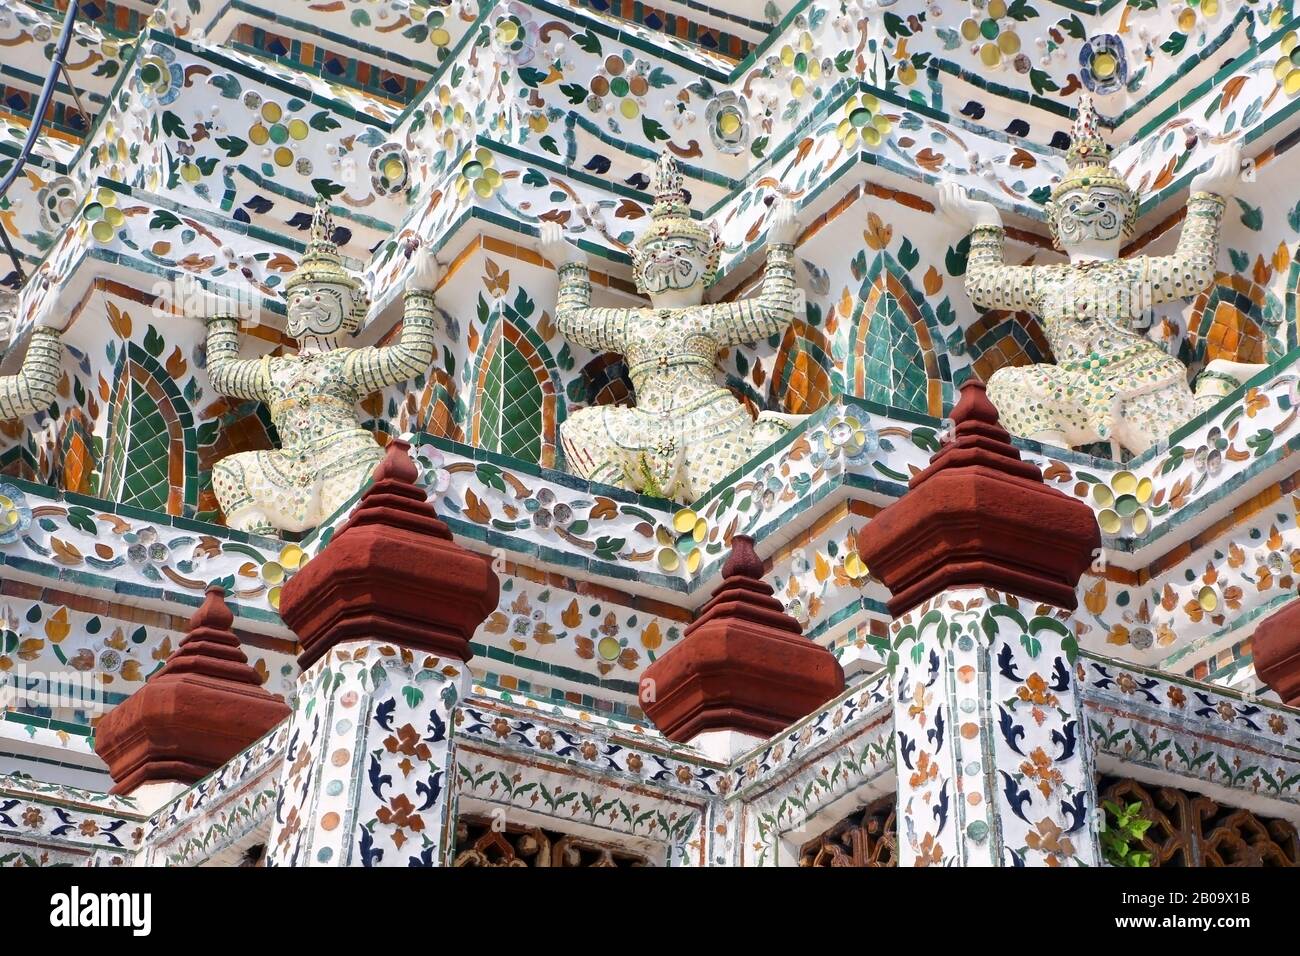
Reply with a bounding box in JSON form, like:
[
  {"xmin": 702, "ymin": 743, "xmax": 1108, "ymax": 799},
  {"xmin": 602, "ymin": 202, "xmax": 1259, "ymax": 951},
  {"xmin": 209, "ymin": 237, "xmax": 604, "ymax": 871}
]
[
  {"xmin": 266, "ymin": 440, "xmax": 499, "ymax": 867},
  {"xmin": 641, "ymin": 534, "xmax": 844, "ymax": 761},
  {"xmin": 95, "ymin": 585, "xmax": 290, "ymax": 809},
  {"xmin": 857, "ymin": 378, "xmax": 1102, "ymax": 867}
]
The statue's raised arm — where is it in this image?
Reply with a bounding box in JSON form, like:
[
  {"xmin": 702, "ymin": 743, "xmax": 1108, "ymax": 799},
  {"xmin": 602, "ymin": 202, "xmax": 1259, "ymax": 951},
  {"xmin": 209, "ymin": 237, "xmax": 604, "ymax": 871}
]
[
  {"xmin": 937, "ymin": 182, "xmax": 1043, "ymax": 313},
  {"xmin": 344, "ymin": 246, "xmax": 438, "ymax": 393},
  {"xmin": 1139, "ymin": 145, "xmax": 1240, "ymax": 308},
  {"xmin": 539, "ymin": 223, "xmax": 629, "ymax": 353},
  {"xmin": 708, "ymin": 197, "xmax": 801, "ymax": 346},
  {"xmin": 181, "ymin": 274, "xmax": 270, "ymax": 403},
  {"xmin": 0, "ymin": 283, "xmax": 67, "ymax": 420}
]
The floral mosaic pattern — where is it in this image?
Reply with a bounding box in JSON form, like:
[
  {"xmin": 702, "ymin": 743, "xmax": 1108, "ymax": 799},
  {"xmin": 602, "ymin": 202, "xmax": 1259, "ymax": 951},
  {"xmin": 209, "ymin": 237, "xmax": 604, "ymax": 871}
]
[
  {"xmin": 889, "ymin": 588, "xmax": 1098, "ymax": 867},
  {"xmin": 268, "ymin": 641, "xmax": 468, "ymax": 867}
]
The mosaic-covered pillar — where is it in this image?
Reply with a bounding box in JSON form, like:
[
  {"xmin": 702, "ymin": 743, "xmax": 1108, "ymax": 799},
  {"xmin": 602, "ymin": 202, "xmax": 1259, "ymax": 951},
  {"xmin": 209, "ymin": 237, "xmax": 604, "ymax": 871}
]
[
  {"xmin": 266, "ymin": 441, "xmax": 499, "ymax": 866},
  {"xmin": 857, "ymin": 379, "xmax": 1102, "ymax": 867}
]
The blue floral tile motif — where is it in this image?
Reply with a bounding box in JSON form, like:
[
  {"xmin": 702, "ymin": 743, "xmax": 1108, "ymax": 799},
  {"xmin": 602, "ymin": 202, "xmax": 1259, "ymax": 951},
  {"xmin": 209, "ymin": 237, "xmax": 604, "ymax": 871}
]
[
  {"xmin": 0, "ymin": 483, "xmax": 31, "ymax": 545},
  {"xmin": 1079, "ymin": 34, "xmax": 1127, "ymax": 95},
  {"xmin": 135, "ymin": 43, "xmax": 185, "ymax": 107}
]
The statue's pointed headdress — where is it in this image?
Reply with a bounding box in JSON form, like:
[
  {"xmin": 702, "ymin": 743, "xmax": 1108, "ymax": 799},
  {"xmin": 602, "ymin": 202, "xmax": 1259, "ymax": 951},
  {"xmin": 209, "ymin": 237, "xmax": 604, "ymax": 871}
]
[
  {"xmin": 1048, "ymin": 92, "xmax": 1137, "ymax": 241},
  {"xmin": 631, "ymin": 155, "xmax": 722, "ymax": 289},
  {"xmin": 284, "ymin": 198, "xmax": 369, "ymax": 333}
]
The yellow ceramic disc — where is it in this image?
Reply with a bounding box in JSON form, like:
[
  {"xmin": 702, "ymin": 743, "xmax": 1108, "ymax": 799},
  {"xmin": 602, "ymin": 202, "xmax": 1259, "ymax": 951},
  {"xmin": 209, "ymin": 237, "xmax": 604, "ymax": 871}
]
[
  {"xmin": 1098, "ymin": 509, "xmax": 1122, "ymax": 534},
  {"xmin": 657, "ymin": 547, "xmax": 680, "ymax": 572},
  {"xmin": 279, "ymin": 544, "xmax": 304, "ymax": 570},
  {"xmin": 261, "ymin": 102, "xmax": 283, "ymax": 123},
  {"xmin": 1111, "ymin": 471, "xmax": 1137, "ymax": 496},
  {"xmin": 673, "ymin": 509, "xmax": 697, "ymax": 533},
  {"xmin": 1135, "ymin": 477, "xmax": 1153, "ymax": 504},
  {"xmin": 288, "ymin": 119, "xmax": 310, "ymax": 141},
  {"xmin": 1092, "ymin": 484, "xmax": 1115, "ymax": 508},
  {"xmin": 1197, "ymin": 585, "xmax": 1218, "ymax": 612},
  {"xmin": 980, "ymin": 42, "xmax": 1002, "ymax": 68}
]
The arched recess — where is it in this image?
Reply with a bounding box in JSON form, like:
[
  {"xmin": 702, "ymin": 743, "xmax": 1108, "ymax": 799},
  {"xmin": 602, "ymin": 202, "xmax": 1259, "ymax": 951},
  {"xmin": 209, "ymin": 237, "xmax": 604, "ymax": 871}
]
[
  {"xmin": 1185, "ymin": 273, "xmax": 1284, "ymax": 369},
  {"xmin": 100, "ymin": 343, "xmax": 197, "ymax": 516},
  {"xmin": 198, "ymin": 399, "xmax": 278, "ymax": 520},
  {"xmin": 471, "ymin": 309, "xmax": 564, "ymax": 467},
  {"xmin": 0, "ymin": 435, "xmax": 38, "ymax": 481},
  {"xmin": 413, "ymin": 367, "xmax": 465, "ymax": 440},
  {"xmin": 578, "ymin": 353, "xmax": 635, "ymax": 408},
  {"xmin": 847, "ymin": 256, "xmax": 947, "ymax": 416},
  {"xmin": 54, "ymin": 408, "xmax": 97, "ymax": 495},
  {"xmin": 770, "ymin": 320, "xmax": 835, "ymax": 414},
  {"xmin": 966, "ymin": 310, "xmax": 1055, "ymax": 383}
]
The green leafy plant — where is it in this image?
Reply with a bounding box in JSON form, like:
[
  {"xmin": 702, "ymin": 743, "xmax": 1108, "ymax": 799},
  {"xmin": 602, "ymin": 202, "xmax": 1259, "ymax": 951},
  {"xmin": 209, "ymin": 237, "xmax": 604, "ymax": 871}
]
[{"xmin": 1101, "ymin": 800, "xmax": 1154, "ymax": 867}]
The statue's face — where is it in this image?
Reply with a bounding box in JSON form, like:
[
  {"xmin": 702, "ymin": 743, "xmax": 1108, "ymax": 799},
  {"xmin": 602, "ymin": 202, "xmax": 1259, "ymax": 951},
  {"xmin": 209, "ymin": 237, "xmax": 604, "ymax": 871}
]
[
  {"xmin": 1050, "ymin": 185, "xmax": 1131, "ymax": 247},
  {"xmin": 286, "ymin": 280, "xmax": 357, "ymax": 338},
  {"xmin": 635, "ymin": 237, "xmax": 710, "ymax": 295}
]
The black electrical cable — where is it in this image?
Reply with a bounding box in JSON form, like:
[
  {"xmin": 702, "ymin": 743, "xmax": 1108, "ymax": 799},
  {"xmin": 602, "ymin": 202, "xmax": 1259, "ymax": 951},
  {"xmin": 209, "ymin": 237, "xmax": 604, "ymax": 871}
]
[{"xmin": 0, "ymin": 1, "xmax": 82, "ymax": 285}]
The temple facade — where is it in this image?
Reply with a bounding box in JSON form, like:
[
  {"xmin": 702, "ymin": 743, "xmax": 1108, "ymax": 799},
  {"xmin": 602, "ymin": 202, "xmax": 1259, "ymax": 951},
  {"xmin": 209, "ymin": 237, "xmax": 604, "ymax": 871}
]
[{"xmin": 2, "ymin": 0, "xmax": 1300, "ymax": 868}]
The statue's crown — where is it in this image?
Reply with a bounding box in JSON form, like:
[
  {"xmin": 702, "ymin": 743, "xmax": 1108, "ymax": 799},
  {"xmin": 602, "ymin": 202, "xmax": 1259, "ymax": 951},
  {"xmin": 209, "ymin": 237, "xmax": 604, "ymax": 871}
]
[
  {"xmin": 633, "ymin": 155, "xmax": 721, "ymax": 286},
  {"xmin": 1052, "ymin": 92, "xmax": 1133, "ymax": 203},
  {"xmin": 285, "ymin": 198, "xmax": 363, "ymax": 296},
  {"xmin": 284, "ymin": 197, "xmax": 369, "ymax": 333}
]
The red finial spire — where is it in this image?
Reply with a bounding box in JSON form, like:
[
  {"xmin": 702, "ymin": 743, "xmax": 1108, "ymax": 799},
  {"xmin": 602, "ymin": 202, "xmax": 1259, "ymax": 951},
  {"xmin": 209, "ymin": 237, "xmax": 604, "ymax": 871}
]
[
  {"xmin": 641, "ymin": 534, "xmax": 844, "ymax": 743},
  {"xmin": 94, "ymin": 586, "xmax": 290, "ymax": 795},
  {"xmin": 857, "ymin": 374, "xmax": 1101, "ymax": 615},
  {"xmin": 278, "ymin": 437, "xmax": 500, "ymax": 670}
]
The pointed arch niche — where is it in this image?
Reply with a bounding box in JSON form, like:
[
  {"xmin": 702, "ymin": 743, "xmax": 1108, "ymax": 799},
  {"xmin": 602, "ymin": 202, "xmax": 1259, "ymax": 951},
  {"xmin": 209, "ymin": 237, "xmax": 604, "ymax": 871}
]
[{"xmin": 847, "ymin": 256, "xmax": 947, "ymax": 416}]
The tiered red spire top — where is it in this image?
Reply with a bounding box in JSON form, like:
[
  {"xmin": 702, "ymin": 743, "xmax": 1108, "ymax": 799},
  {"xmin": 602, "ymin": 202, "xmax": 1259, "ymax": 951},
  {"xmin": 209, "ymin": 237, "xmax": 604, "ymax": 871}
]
[
  {"xmin": 155, "ymin": 585, "xmax": 266, "ymax": 685},
  {"xmin": 687, "ymin": 535, "xmax": 803, "ymax": 640},
  {"xmin": 910, "ymin": 376, "xmax": 1045, "ymax": 489},
  {"xmin": 95, "ymin": 585, "xmax": 290, "ymax": 795},
  {"xmin": 641, "ymin": 535, "xmax": 844, "ymax": 743},
  {"xmin": 336, "ymin": 438, "xmax": 452, "ymax": 540},
  {"xmin": 857, "ymin": 376, "xmax": 1100, "ymax": 615}
]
